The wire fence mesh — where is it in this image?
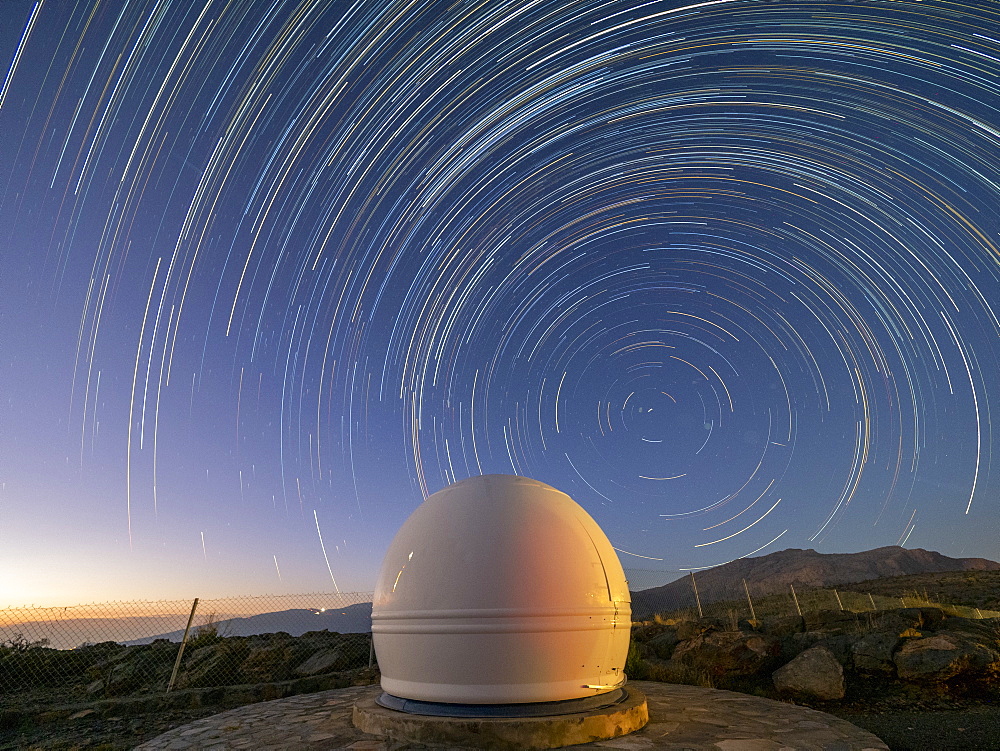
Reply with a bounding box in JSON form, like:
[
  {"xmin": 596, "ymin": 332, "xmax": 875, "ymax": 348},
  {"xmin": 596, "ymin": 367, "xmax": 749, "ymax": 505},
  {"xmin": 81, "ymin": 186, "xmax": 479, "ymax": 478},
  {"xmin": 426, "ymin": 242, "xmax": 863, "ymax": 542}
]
[
  {"xmin": 625, "ymin": 567, "xmax": 1000, "ymax": 624},
  {"xmin": 0, "ymin": 592, "xmax": 375, "ymax": 707},
  {"xmin": 5, "ymin": 576, "xmax": 997, "ymax": 710}
]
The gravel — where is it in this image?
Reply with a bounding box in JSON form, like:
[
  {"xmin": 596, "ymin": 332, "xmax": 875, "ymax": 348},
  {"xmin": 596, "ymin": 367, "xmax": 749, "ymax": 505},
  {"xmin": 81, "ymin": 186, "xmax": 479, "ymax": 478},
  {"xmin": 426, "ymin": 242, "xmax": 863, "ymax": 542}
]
[{"xmin": 833, "ymin": 703, "xmax": 1000, "ymax": 751}]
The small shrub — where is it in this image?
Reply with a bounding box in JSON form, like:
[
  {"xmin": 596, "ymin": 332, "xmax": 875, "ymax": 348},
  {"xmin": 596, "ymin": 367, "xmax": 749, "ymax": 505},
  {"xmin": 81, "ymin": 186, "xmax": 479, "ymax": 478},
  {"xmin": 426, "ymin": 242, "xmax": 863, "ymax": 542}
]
[
  {"xmin": 1, "ymin": 633, "xmax": 50, "ymax": 653},
  {"xmin": 187, "ymin": 614, "xmax": 226, "ymax": 650},
  {"xmin": 652, "ymin": 613, "xmax": 682, "ymax": 626},
  {"xmin": 624, "ymin": 641, "xmax": 650, "ymax": 680},
  {"xmin": 654, "ymin": 660, "xmax": 715, "ymax": 688}
]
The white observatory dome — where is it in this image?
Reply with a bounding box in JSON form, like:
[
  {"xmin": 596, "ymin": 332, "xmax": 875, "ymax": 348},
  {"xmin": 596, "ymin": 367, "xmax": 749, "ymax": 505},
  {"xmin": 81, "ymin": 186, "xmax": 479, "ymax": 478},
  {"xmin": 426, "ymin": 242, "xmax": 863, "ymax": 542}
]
[{"xmin": 372, "ymin": 474, "xmax": 631, "ymax": 705}]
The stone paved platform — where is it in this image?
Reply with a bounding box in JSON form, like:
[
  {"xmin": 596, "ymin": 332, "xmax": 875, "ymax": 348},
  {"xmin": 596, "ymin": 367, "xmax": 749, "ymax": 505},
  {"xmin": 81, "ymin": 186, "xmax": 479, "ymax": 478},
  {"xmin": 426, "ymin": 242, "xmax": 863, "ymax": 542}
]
[{"xmin": 134, "ymin": 681, "xmax": 889, "ymax": 750}]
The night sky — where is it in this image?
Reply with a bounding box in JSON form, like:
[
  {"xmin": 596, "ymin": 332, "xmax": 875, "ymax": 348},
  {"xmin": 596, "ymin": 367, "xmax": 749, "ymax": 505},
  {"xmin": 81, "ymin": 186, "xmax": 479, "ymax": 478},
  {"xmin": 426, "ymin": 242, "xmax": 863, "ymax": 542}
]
[{"xmin": 2, "ymin": 0, "xmax": 998, "ymax": 607}]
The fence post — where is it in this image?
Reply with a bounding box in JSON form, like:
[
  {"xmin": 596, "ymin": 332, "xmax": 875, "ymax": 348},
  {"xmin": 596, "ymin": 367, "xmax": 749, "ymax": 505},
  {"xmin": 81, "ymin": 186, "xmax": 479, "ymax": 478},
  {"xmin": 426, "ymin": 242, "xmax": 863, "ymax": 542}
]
[
  {"xmin": 368, "ymin": 635, "xmax": 375, "ymax": 668},
  {"xmin": 833, "ymin": 589, "xmax": 844, "ymax": 611},
  {"xmin": 790, "ymin": 584, "xmax": 802, "ymax": 616},
  {"xmin": 690, "ymin": 571, "xmax": 703, "ymax": 618},
  {"xmin": 743, "ymin": 579, "xmax": 757, "ymax": 622},
  {"xmin": 167, "ymin": 598, "xmax": 199, "ymax": 693}
]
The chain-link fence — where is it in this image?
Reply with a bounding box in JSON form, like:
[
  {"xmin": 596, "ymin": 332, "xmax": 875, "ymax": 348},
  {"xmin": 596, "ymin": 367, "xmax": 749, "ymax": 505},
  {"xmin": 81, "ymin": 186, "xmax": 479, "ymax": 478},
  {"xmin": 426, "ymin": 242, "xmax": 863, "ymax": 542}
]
[
  {"xmin": 6, "ymin": 577, "xmax": 995, "ymax": 710},
  {"xmin": 0, "ymin": 592, "xmax": 375, "ymax": 708},
  {"xmin": 626, "ymin": 567, "xmax": 1000, "ymax": 623}
]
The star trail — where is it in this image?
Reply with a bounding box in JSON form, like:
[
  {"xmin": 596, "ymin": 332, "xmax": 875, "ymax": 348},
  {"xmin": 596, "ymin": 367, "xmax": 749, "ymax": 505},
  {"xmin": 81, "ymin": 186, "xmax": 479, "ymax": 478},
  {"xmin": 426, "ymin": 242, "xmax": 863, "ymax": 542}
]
[{"xmin": 1, "ymin": 0, "xmax": 998, "ymax": 604}]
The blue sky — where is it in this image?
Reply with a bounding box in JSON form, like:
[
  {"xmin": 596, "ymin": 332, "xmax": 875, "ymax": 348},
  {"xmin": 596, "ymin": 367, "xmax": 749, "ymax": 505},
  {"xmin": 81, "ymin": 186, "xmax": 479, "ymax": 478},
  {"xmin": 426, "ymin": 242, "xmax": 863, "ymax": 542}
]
[{"xmin": 1, "ymin": 0, "xmax": 998, "ymax": 606}]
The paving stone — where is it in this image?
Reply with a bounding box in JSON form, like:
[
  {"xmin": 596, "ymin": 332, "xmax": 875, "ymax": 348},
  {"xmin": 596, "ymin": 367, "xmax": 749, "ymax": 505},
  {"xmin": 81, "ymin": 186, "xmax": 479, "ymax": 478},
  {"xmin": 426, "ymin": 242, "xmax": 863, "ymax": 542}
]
[
  {"xmin": 593, "ymin": 737, "xmax": 657, "ymax": 748},
  {"xmin": 712, "ymin": 740, "xmax": 785, "ymax": 750},
  {"xmin": 135, "ymin": 681, "xmax": 887, "ymax": 750}
]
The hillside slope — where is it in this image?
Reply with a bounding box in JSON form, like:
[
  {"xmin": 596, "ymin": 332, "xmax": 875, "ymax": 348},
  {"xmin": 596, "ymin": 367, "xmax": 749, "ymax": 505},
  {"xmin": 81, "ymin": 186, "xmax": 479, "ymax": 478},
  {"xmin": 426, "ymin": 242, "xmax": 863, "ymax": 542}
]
[
  {"xmin": 841, "ymin": 569, "xmax": 1000, "ymax": 612},
  {"xmin": 126, "ymin": 601, "xmax": 373, "ymax": 644},
  {"xmin": 630, "ymin": 546, "xmax": 999, "ymax": 618}
]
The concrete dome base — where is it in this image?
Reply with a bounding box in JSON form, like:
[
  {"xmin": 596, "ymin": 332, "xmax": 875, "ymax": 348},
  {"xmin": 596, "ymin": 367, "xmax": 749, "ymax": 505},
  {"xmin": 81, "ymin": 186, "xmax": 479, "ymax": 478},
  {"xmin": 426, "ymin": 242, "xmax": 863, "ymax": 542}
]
[{"xmin": 352, "ymin": 685, "xmax": 648, "ymax": 749}]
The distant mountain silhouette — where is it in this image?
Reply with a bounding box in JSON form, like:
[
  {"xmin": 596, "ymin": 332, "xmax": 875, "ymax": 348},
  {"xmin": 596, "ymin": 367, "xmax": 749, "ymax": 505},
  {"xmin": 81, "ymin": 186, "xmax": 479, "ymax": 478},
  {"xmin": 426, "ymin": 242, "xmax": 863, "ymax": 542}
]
[
  {"xmin": 4, "ymin": 615, "xmax": 189, "ymax": 650},
  {"xmin": 125, "ymin": 601, "xmax": 373, "ymax": 644},
  {"xmin": 630, "ymin": 546, "xmax": 1000, "ymax": 619}
]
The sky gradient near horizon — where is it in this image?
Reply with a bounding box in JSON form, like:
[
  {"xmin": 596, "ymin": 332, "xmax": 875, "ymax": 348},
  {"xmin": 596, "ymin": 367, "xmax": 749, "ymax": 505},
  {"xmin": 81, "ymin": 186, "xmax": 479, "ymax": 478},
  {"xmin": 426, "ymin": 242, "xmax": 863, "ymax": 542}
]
[{"xmin": 1, "ymin": 0, "xmax": 998, "ymax": 607}]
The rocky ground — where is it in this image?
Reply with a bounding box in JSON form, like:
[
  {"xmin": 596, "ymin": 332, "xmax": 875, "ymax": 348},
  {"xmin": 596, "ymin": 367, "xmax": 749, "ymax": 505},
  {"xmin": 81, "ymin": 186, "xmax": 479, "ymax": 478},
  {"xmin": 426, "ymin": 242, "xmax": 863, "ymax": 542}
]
[
  {"xmin": 0, "ymin": 629, "xmax": 375, "ymax": 750},
  {"xmin": 6, "ymin": 677, "xmax": 999, "ymax": 750},
  {"xmin": 629, "ymin": 606, "xmax": 1000, "ymax": 697},
  {"xmin": 2, "ymin": 703, "xmax": 220, "ymax": 750},
  {"xmin": 0, "ymin": 668, "xmax": 382, "ymax": 750},
  {"xmin": 628, "ymin": 606, "xmax": 1000, "ymax": 750},
  {"xmin": 3, "ymin": 608, "xmax": 999, "ymax": 749}
]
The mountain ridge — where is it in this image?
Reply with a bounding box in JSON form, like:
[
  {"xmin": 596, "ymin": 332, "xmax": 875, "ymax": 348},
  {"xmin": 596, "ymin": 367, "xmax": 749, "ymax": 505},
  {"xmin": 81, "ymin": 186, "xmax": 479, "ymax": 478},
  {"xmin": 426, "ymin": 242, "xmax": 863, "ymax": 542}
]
[
  {"xmin": 125, "ymin": 601, "xmax": 374, "ymax": 645},
  {"xmin": 9, "ymin": 546, "xmax": 997, "ymax": 647}
]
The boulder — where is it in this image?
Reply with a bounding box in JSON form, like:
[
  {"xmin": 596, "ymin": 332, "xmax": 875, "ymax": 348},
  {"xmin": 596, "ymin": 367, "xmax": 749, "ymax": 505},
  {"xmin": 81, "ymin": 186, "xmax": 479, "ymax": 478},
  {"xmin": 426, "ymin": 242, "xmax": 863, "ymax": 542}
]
[
  {"xmin": 803, "ymin": 610, "xmax": 859, "ymax": 635},
  {"xmin": 773, "ymin": 645, "xmax": 845, "ymax": 700},
  {"xmin": 870, "ymin": 606, "xmax": 943, "ymax": 632},
  {"xmin": 938, "ymin": 616, "xmax": 999, "ymax": 640},
  {"xmin": 895, "ymin": 608, "xmax": 930, "ymax": 627},
  {"xmin": 894, "ymin": 633, "xmax": 1000, "ymax": 681},
  {"xmin": 631, "ymin": 623, "xmax": 677, "ymax": 643},
  {"xmin": 788, "ymin": 632, "xmax": 852, "ymax": 664},
  {"xmin": 671, "ymin": 631, "xmax": 781, "ymax": 678},
  {"xmin": 762, "ymin": 615, "xmax": 805, "ymax": 638},
  {"xmin": 331, "ymin": 633, "xmax": 372, "ymax": 670},
  {"xmin": 240, "ymin": 644, "xmax": 295, "ymax": 683},
  {"xmin": 185, "ymin": 643, "xmax": 223, "ymax": 668},
  {"xmin": 851, "ymin": 632, "xmax": 900, "ymax": 675},
  {"xmin": 647, "ymin": 630, "xmax": 680, "ymax": 660},
  {"xmin": 864, "ymin": 608, "xmax": 923, "ymax": 636},
  {"xmin": 103, "ymin": 661, "xmax": 143, "ymax": 696},
  {"xmin": 916, "ymin": 607, "xmax": 946, "ymax": 630},
  {"xmin": 177, "ymin": 640, "xmax": 250, "ymax": 688},
  {"xmin": 85, "ymin": 647, "xmax": 148, "ymax": 696},
  {"xmin": 817, "ymin": 634, "xmax": 854, "ymax": 665},
  {"xmin": 676, "ymin": 617, "xmax": 726, "ymax": 641},
  {"xmin": 295, "ymin": 648, "xmax": 344, "ymax": 676}
]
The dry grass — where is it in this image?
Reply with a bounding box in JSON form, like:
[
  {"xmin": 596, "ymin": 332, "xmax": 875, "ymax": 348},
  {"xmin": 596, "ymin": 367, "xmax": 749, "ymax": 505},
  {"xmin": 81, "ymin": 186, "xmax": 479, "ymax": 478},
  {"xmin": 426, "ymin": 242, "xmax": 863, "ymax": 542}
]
[
  {"xmin": 841, "ymin": 570, "xmax": 1000, "ymax": 612},
  {"xmin": 637, "ymin": 572, "xmax": 1000, "ymax": 624}
]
